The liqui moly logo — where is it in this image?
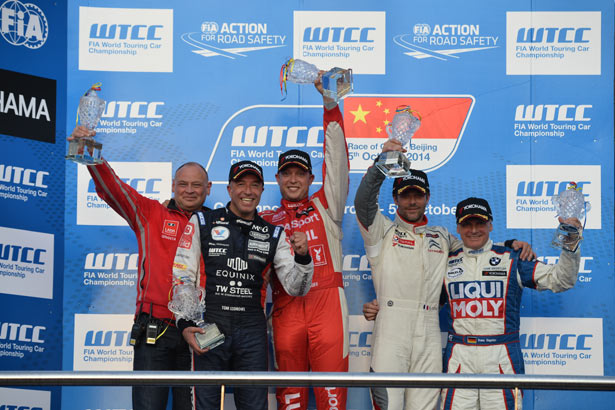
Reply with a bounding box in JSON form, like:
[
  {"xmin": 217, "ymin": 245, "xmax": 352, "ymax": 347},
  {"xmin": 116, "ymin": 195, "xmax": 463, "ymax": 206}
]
[{"xmin": 449, "ymin": 281, "xmax": 504, "ymax": 318}]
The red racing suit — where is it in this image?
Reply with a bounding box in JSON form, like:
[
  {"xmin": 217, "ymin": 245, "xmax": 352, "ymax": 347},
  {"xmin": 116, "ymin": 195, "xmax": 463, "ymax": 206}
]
[
  {"xmin": 87, "ymin": 160, "xmax": 206, "ymax": 321},
  {"xmin": 261, "ymin": 104, "xmax": 349, "ymax": 410}
]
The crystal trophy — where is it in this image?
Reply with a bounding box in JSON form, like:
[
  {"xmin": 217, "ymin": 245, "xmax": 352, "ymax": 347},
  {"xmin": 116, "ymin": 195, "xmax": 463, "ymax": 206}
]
[
  {"xmin": 280, "ymin": 58, "xmax": 353, "ymax": 102},
  {"xmin": 66, "ymin": 83, "xmax": 105, "ymax": 164},
  {"xmin": 375, "ymin": 106, "xmax": 421, "ymax": 178},
  {"xmin": 168, "ymin": 283, "xmax": 225, "ymax": 350},
  {"xmin": 550, "ymin": 182, "xmax": 589, "ymax": 251}
]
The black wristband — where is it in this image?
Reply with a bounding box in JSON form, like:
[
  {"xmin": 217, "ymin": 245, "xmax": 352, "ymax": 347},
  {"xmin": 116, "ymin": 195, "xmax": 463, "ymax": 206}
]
[
  {"xmin": 294, "ymin": 252, "xmax": 312, "ymax": 265},
  {"xmin": 504, "ymin": 239, "xmax": 516, "ymax": 248}
]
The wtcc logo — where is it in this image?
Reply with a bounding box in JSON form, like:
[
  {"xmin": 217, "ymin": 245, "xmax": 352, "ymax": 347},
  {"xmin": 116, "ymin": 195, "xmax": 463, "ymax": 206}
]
[
  {"xmin": 0, "ymin": 388, "xmax": 50, "ymax": 410},
  {"xmin": 73, "ymin": 314, "xmax": 134, "ymax": 371},
  {"xmin": 395, "ymin": 23, "xmax": 498, "ymax": 61},
  {"xmin": 506, "ymin": 12, "xmax": 601, "ymax": 75},
  {"xmin": 182, "ymin": 20, "xmax": 286, "ymax": 59},
  {"xmin": 0, "ymin": 322, "xmax": 45, "ymax": 343},
  {"xmin": 506, "ymin": 165, "xmax": 601, "ymax": 230},
  {"xmin": 303, "ymin": 26, "xmax": 376, "ymax": 43},
  {"xmin": 0, "ymin": 164, "xmax": 48, "ymax": 188},
  {"xmin": 0, "ymin": 0, "xmax": 48, "ymax": 49},
  {"xmin": 89, "ymin": 23, "xmax": 163, "ymax": 41},
  {"xmin": 0, "ymin": 226, "xmax": 54, "ymax": 300},
  {"xmin": 294, "ymin": 11, "xmax": 386, "ymax": 75},
  {"xmin": 520, "ymin": 317, "xmax": 603, "ymax": 375},
  {"xmin": 84, "ymin": 253, "xmax": 138, "ymax": 271},
  {"xmin": 515, "ymin": 104, "xmax": 591, "ymax": 122},
  {"xmin": 206, "ymin": 105, "xmax": 325, "ymax": 184},
  {"xmin": 79, "ymin": 7, "xmax": 173, "ymax": 72},
  {"xmin": 102, "ymin": 101, "xmax": 164, "ymax": 119}
]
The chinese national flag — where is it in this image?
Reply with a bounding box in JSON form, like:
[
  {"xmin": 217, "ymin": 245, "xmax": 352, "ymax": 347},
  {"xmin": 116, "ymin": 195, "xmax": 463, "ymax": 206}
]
[{"xmin": 343, "ymin": 96, "xmax": 473, "ymax": 140}]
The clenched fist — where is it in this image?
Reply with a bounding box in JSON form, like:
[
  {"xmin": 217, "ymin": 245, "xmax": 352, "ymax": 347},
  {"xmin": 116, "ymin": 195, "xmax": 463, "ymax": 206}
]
[{"xmin": 290, "ymin": 231, "xmax": 308, "ymax": 256}]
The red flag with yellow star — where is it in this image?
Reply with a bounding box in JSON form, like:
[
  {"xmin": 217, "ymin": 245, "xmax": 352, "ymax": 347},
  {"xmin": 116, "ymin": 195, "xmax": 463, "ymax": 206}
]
[{"xmin": 342, "ymin": 95, "xmax": 474, "ymax": 172}]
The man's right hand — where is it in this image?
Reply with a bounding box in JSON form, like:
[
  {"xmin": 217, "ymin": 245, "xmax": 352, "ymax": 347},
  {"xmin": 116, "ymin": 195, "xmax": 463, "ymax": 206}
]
[
  {"xmin": 182, "ymin": 326, "xmax": 210, "ymax": 355},
  {"xmin": 362, "ymin": 299, "xmax": 379, "ymax": 321},
  {"xmin": 381, "ymin": 139, "xmax": 406, "ymax": 154},
  {"xmin": 69, "ymin": 125, "xmax": 96, "ymax": 140}
]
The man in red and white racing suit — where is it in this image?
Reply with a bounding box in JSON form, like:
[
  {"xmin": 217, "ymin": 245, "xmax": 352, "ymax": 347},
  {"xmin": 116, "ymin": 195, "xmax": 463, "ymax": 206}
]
[
  {"xmin": 442, "ymin": 197, "xmax": 582, "ymax": 410},
  {"xmin": 261, "ymin": 81, "xmax": 349, "ymax": 410},
  {"xmin": 72, "ymin": 124, "xmax": 212, "ymax": 410}
]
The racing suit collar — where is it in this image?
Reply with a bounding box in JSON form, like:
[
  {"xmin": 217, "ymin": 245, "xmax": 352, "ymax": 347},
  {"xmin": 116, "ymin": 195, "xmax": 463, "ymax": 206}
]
[
  {"xmin": 395, "ymin": 212, "xmax": 428, "ymax": 234},
  {"xmin": 463, "ymin": 239, "xmax": 493, "ymax": 256},
  {"xmin": 281, "ymin": 197, "xmax": 309, "ymax": 210},
  {"xmin": 167, "ymin": 198, "xmax": 209, "ymax": 217}
]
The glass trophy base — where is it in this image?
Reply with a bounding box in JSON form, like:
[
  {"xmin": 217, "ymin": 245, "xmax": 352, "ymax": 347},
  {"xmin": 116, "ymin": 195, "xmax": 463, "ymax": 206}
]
[
  {"xmin": 551, "ymin": 223, "xmax": 582, "ymax": 251},
  {"xmin": 195, "ymin": 322, "xmax": 225, "ymax": 350},
  {"xmin": 322, "ymin": 67, "xmax": 353, "ymax": 102},
  {"xmin": 375, "ymin": 151, "xmax": 411, "ymax": 178},
  {"xmin": 66, "ymin": 138, "xmax": 103, "ymax": 165}
]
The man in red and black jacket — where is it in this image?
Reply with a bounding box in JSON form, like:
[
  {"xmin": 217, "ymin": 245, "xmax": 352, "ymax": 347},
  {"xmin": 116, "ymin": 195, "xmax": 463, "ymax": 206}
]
[{"xmin": 70, "ymin": 126, "xmax": 211, "ymax": 410}]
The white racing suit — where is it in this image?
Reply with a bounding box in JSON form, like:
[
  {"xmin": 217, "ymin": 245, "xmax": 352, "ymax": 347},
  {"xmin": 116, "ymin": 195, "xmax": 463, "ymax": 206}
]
[
  {"xmin": 441, "ymin": 240, "xmax": 580, "ymax": 410},
  {"xmin": 355, "ymin": 165, "xmax": 460, "ymax": 410}
]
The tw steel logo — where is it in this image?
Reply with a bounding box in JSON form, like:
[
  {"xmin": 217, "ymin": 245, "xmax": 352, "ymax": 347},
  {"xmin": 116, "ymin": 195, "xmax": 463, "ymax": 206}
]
[{"xmin": 515, "ymin": 104, "xmax": 591, "ymax": 121}]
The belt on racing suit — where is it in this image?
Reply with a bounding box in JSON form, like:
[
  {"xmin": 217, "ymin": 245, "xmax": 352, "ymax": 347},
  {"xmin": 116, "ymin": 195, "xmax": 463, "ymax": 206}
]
[
  {"xmin": 447, "ymin": 332, "xmax": 519, "ymax": 346},
  {"xmin": 380, "ymin": 297, "xmax": 439, "ymax": 311}
]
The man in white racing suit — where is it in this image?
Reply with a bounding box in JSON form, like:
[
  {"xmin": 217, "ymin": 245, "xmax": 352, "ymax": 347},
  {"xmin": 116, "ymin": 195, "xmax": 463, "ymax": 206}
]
[{"xmin": 441, "ymin": 197, "xmax": 582, "ymax": 410}]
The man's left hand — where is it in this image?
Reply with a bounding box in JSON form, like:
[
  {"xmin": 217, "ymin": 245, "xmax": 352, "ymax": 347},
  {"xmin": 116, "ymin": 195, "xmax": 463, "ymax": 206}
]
[
  {"xmin": 290, "ymin": 231, "xmax": 308, "ymax": 256},
  {"xmin": 512, "ymin": 240, "xmax": 536, "ymax": 261}
]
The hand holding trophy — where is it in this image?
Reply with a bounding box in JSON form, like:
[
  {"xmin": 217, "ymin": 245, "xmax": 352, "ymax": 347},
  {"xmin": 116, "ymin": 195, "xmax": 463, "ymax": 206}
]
[
  {"xmin": 280, "ymin": 58, "xmax": 353, "ymax": 102},
  {"xmin": 375, "ymin": 105, "xmax": 421, "ymax": 177},
  {"xmin": 66, "ymin": 83, "xmax": 105, "ymax": 164},
  {"xmin": 551, "ymin": 182, "xmax": 589, "ymax": 252},
  {"xmin": 168, "ymin": 283, "xmax": 225, "ymax": 350}
]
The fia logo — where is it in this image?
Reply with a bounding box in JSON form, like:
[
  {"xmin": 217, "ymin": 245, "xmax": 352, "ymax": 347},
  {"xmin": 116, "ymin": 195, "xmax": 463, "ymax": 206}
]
[{"xmin": 0, "ymin": 0, "xmax": 48, "ymax": 49}]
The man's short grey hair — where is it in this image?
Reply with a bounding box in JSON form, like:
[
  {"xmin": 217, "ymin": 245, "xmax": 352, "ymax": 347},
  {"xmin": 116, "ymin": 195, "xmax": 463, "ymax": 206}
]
[{"xmin": 175, "ymin": 162, "xmax": 209, "ymax": 179}]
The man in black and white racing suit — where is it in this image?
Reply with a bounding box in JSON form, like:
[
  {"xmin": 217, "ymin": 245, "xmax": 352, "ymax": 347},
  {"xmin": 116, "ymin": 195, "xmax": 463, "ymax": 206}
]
[{"xmin": 172, "ymin": 161, "xmax": 313, "ymax": 410}]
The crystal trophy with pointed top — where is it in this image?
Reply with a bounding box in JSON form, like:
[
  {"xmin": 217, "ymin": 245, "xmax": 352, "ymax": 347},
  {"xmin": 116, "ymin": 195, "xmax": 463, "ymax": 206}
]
[
  {"xmin": 168, "ymin": 283, "xmax": 225, "ymax": 350},
  {"xmin": 66, "ymin": 84, "xmax": 105, "ymax": 164},
  {"xmin": 375, "ymin": 106, "xmax": 421, "ymax": 178},
  {"xmin": 551, "ymin": 183, "xmax": 589, "ymax": 251},
  {"xmin": 281, "ymin": 58, "xmax": 353, "ymax": 102}
]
